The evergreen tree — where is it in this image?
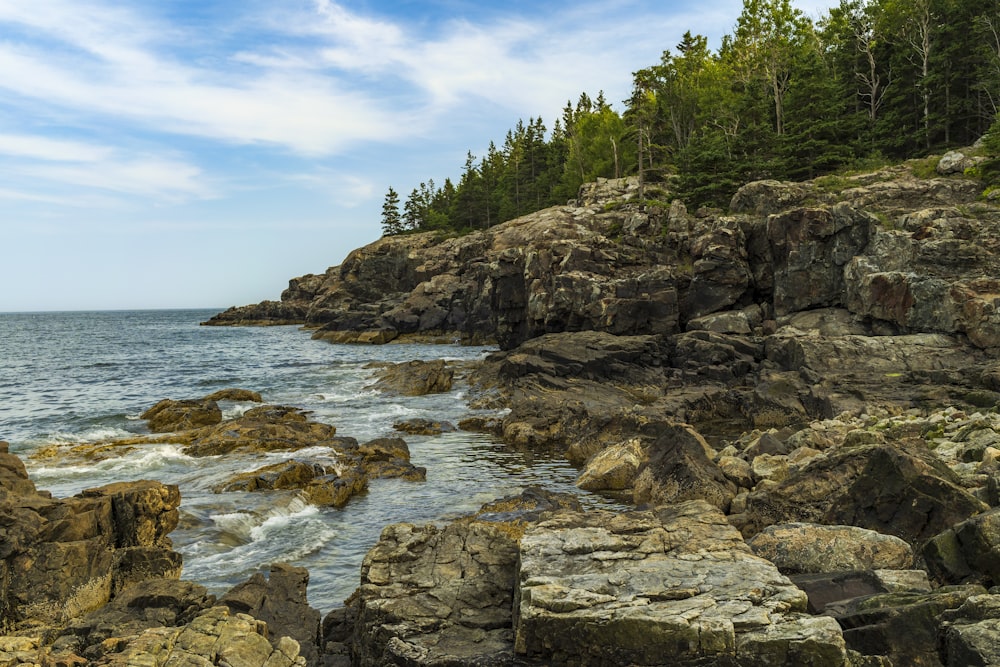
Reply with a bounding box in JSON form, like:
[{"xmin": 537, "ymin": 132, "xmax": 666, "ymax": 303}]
[{"xmin": 380, "ymin": 187, "xmax": 403, "ymax": 236}]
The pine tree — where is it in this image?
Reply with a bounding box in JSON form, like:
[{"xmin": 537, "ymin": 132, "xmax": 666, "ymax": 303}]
[{"xmin": 380, "ymin": 187, "xmax": 402, "ymax": 236}]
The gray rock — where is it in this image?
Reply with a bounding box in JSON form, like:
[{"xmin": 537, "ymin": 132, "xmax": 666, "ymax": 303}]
[
  {"xmin": 748, "ymin": 523, "xmax": 914, "ymax": 574},
  {"xmin": 514, "ymin": 501, "xmax": 847, "ymax": 666}
]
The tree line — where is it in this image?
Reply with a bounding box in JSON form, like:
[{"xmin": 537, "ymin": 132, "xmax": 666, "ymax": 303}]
[{"xmin": 383, "ymin": 0, "xmax": 1000, "ymax": 236}]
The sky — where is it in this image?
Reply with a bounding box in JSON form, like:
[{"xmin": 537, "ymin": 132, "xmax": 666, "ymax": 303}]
[{"xmin": 0, "ymin": 0, "xmax": 836, "ymax": 312}]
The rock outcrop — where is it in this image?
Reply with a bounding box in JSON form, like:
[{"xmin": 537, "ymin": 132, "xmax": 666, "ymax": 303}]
[{"xmin": 0, "ymin": 443, "xmax": 182, "ymax": 634}]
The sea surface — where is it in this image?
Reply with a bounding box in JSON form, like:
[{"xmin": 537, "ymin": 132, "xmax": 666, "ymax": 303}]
[{"xmin": 0, "ymin": 309, "xmax": 620, "ymax": 612}]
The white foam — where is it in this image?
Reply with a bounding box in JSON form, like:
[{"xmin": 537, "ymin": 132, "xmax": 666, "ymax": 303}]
[{"xmin": 45, "ymin": 426, "xmax": 134, "ymax": 444}]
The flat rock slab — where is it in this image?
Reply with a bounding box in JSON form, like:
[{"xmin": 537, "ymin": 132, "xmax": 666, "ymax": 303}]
[{"xmin": 515, "ymin": 500, "xmax": 848, "ymax": 666}]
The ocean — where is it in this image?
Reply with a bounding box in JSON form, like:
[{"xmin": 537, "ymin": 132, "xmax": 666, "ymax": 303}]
[{"xmin": 0, "ymin": 309, "xmax": 615, "ymax": 612}]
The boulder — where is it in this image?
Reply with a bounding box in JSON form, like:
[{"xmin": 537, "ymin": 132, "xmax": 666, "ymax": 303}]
[
  {"xmin": 939, "ymin": 594, "xmax": 1000, "ymax": 667},
  {"xmin": 202, "ymin": 388, "xmax": 263, "ymax": 403},
  {"xmin": 368, "ymin": 360, "xmax": 455, "ymax": 396},
  {"xmin": 52, "ymin": 578, "xmax": 215, "ymax": 661},
  {"xmin": 826, "ymin": 585, "xmax": 987, "ymax": 666},
  {"xmin": 789, "ymin": 570, "xmax": 931, "ymax": 615},
  {"xmin": 352, "ymin": 519, "xmax": 520, "ymax": 666},
  {"xmin": 86, "ymin": 605, "xmax": 307, "ymax": 666},
  {"xmin": 181, "ymin": 405, "xmax": 338, "ymax": 457},
  {"xmin": 575, "ymin": 438, "xmax": 645, "ymax": 492},
  {"xmin": 748, "ymin": 523, "xmax": 914, "ymax": 574},
  {"xmin": 140, "ymin": 398, "xmax": 222, "ymax": 433},
  {"xmin": 348, "ymin": 488, "xmax": 581, "ymax": 667},
  {"xmin": 633, "ymin": 423, "xmax": 737, "ymax": 511},
  {"xmin": 392, "ymin": 418, "xmax": 457, "ymax": 436},
  {"xmin": 214, "ymin": 439, "xmax": 426, "ymax": 507},
  {"xmin": 924, "ymin": 508, "xmax": 1000, "ymax": 586},
  {"xmin": 936, "ymin": 150, "xmax": 980, "ymax": 175},
  {"xmin": 515, "ymin": 501, "xmax": 847, "ymax": 666},
  {"xmin": 741, "ymin": 441, "xmax": 988, "ymax": 545}
]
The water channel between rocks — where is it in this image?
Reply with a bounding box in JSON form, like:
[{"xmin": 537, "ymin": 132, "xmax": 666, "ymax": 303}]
[{"xmin": 0, "ymin": 309, "xmax": 624, "ymax": 612}]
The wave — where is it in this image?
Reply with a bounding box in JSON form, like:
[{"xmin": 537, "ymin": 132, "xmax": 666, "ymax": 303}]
[
  {"xmin": 42, "ymin": 426, "xmax": 137, "ymax": 444},
  {"xmin": 182, "ymin": 496, "xmax": 337, "ymax": 583}
]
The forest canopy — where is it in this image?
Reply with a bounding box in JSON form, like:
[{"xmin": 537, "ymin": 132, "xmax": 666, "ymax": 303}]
[{"xmin": 382, "ymin": 0, "xmax": 1000, "ymax": 236}]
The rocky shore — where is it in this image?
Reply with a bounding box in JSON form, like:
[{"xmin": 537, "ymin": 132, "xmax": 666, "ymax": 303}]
[{"xmin": 7, "ymin": 153, "xmax": 1000, "ymax": 665}]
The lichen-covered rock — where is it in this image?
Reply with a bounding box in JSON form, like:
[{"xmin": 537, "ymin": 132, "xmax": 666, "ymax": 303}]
[
  {"xmin": 924, "ymin": 508, "xmax": 1000, "ymax": 586},
  {"xmin": 92, "ymin": 605, "xmax": 307, "ymax": 666},
  {"xmin": 52, "ymin": 578, "xmax": 215, "ymax": 661},
  {"xmin": 349, "ymin": 488, "xmax": 579, "ymax": 667},
  {"xmin": 748, "ymin": 524, "xmax": 914, "ymax": 574},
  {"xmin": 575, "ymin": 438, "xmax": 644, "ymax": 492},
  {"xmin": 514, "ymin": 501, "xmax": 846, "ymax": 666},
  {"xmin": 181, "ymin": 405, "xmax": 338, "ymax": 457},
  {"xmin": 939, "ymin": 594, "xmax": 1000, "ymax": 667},
  {"xmin": 220, "ymin": 563, "xmax": 321, "ymax": 666},
  {"xmin": 826, "ymin": 585, "xmax": 987, "ymax": 666},
  {"xmin": 352, "ymin": 520, "xmax": 520, "ymax": 666}
]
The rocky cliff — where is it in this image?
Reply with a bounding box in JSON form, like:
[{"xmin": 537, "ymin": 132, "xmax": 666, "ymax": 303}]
[{"xmin": 204, "ymin": 161, "xmax": 1000, "ymax": 354}]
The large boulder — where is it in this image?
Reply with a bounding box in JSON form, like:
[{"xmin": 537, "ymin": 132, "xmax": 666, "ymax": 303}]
[
  {"xmin": 351, "ymin": 519, "xmax": 521, "ymax": 666},
  {"xmin": 826, "ymin": 585, "xmax": 987, "ymax": 666},
  {"xmin": 632, "ymin": 423, "xmax": 738, "ymax": 511},
  {"xmin": 924, "ymin": 508, "xmax": 1000, "ymax": 586},
  {"xmin": 740, "ymin": 441, "xmax": 987, "ymax": 545},
  {"xmin": 748, "ymin": 523, "xmax": 914, "ymax": 574},
  {"xmin": 514, "ymin": 501, "xmax": 848, "ymax": 666}
]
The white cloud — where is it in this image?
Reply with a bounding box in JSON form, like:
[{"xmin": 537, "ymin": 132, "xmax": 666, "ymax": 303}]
[
  {"xmin": 0, "ymin": 0, "xmax": 415, "ymax": 156},
  {"xmin": 287, "ymin": 168, "xmax": 376, "ymax": 207},
  {"xmin": 0, "ymin": 134, "xmax": 112, "ymax": 162},
  {"xmin": 18, "ymin": 157, "xmax": 213, "ymax": 199}
]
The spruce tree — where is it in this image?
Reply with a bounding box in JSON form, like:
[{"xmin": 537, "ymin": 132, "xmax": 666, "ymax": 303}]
[{"xmin": 380, "ymin": 187, "xmax": 402, "ymax": 236}]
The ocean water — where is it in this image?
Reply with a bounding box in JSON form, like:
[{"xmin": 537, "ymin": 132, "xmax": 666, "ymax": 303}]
[{"xmin": 0, "ymin": 309, "xmax": 618, "ymax": 612}]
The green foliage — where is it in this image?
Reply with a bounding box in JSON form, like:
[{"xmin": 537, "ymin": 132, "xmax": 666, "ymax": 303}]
[
  {"xmin": 909, "ymin": 156, "xmax": 940, "ymax": 179},
  {"xmin": 382, "ymin": 0, "xmax": 1000, "ymax": 233}
]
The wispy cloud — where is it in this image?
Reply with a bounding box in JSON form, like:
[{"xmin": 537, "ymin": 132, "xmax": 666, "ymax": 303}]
[{"xmin": 0, "ymin": 133, "xmax": 112, "ymax": 162}]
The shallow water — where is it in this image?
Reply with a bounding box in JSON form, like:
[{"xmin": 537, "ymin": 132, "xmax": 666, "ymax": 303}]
[{"xmin": 0, "ymin": 309, "xmax": 620, "ymax": 611}]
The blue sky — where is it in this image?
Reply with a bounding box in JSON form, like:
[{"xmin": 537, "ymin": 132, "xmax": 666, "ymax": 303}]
[{"xmin": 0, "ymin": 0, "xmax": 835, "ymax": 312}]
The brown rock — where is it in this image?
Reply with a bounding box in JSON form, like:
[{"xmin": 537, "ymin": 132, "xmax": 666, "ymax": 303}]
[
  {"xmin": 369, "ymin": 359, "xmax": 454, "ymax": 396},
  {"xmin": 140, "ymin": 398, "xmax": 222, "ymax": 433},
  {"xmin": 202, "ymin": 388, "xmax": 263, "ymax": 402}
]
